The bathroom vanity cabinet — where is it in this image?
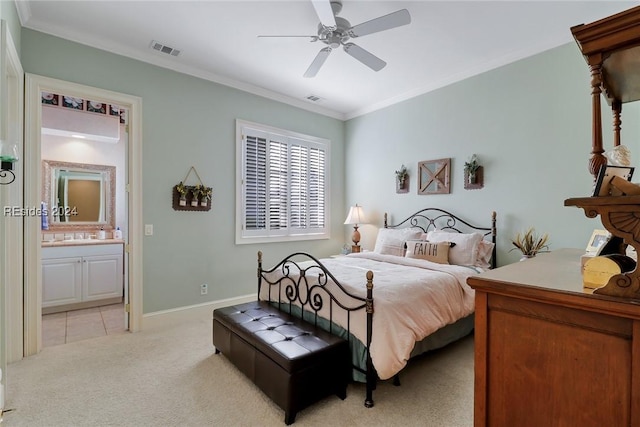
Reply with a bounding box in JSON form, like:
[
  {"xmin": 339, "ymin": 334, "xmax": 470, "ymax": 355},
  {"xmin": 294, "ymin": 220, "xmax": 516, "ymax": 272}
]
[{"xmin": 42, "ymin": 241, "xmax": 124, "ymax": 314}]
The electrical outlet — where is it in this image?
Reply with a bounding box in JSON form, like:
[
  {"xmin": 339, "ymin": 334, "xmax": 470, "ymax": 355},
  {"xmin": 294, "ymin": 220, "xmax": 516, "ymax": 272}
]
[{"xmin": 200, "ymin": 283, "xmax": 208, "ymax": 295}]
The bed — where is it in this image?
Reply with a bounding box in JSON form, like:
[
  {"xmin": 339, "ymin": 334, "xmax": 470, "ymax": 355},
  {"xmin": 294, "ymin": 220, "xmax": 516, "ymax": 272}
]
[{"xmin": 257, "ymin": 208, "xmax": 497, "ymax": 408}]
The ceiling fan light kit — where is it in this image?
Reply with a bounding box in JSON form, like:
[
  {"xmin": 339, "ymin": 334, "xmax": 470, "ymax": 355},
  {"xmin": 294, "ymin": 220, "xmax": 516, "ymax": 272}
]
[{"xmin": 260, "ymin": 0, "xmax": 411, "ymax": 77}]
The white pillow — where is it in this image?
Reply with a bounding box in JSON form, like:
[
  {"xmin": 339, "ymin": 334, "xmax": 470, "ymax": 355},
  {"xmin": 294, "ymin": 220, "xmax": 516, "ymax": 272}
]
[
  {"xmin": 426, "ymin": 230, "xmax": 483, "ymax": 266},
  {"xmin": 476, "ymin": 240, "xmax": 495, "ymax": 269},
  {"xmin": 373, "ymin": 228, "xmax": 423, "ymax": 257}
]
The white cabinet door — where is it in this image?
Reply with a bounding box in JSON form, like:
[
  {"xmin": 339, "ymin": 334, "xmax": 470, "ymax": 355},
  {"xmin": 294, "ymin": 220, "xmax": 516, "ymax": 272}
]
[
  {"xmin": 82, "ymin": 254, "xmax": 123, "ymax": 302},
  {"xmin": 42, "ymin": 243, "xmax": 124, "ymax": 308},
  {"xmin": 42, "ymin": 257, "xmax": 83, "ymax": 307}
]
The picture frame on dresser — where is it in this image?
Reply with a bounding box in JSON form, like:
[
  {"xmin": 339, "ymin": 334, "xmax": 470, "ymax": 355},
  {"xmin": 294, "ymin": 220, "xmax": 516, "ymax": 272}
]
[
  {"xmin": 592, "ymin": 165, "xmax": 634, "ymax": 196},
  {"xmin": 585, "ymin": 229, "xmax": 611, "ymax": 254}
]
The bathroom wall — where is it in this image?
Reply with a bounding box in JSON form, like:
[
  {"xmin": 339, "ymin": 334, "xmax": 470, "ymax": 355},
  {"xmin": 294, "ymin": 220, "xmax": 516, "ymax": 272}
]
[{"xmin": 40, "ymin": 104, "xmax": 127, "ymax": 239}]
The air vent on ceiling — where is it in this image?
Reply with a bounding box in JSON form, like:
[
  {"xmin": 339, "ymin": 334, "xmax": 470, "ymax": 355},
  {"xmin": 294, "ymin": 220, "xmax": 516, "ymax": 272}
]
[
  {"xmin": 150, "ymin": 40, "xmax": 181, "ymax": 57},
  {"xmin": 305, "ymin": 95, "xmax": 323, "ymax": 102}
]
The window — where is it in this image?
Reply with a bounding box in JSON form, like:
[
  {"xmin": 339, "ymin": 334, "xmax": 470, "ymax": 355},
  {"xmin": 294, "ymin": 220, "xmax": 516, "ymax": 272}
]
[{"xmin": 236, "ymin": 120, "xmax": 330, "ymax": 244}]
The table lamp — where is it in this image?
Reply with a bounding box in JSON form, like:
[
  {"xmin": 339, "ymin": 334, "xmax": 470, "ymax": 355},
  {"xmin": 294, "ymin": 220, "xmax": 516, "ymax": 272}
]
[{"xmin": 344, "ymin": 204, "xmax": 367, "ymax": 253}]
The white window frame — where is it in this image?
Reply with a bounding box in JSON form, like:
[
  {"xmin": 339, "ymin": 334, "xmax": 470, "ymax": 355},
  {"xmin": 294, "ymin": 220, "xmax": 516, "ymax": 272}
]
[{"xmin": 235, "ymin": 119, "xmax": 331, "ymax": 244}]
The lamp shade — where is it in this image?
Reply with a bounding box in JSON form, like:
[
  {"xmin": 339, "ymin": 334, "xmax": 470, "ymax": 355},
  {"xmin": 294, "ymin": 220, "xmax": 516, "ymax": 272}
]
[{"xmin": 344, "ymin": 204, "xmax": 366, "ymax": 225}]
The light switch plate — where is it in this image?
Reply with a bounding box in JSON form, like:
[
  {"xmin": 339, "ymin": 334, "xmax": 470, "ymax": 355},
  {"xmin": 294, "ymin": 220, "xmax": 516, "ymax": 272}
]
[{"xmin": 144, "ymin": 224, "xmax": 153, "ymax": 236}]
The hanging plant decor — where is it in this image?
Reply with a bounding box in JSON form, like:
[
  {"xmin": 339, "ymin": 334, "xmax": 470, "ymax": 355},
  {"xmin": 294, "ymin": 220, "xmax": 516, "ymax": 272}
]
[
  {"xmin": 172, "ymin": 166, "xmax": 212, "ymax": 212},
  {"xmin": 395, "ymin": 164, "xmax": 409, "ymax": 193}
]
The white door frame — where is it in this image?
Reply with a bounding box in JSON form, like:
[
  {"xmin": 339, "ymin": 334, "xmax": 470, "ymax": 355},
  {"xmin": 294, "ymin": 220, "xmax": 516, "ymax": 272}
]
[
  {"xmin": 22, "ymin": 74, "xmax": 143, "ymax": 356},
  {"xmin": 0, "ymin": 19, "xmax": 24, "ymax": 414}
]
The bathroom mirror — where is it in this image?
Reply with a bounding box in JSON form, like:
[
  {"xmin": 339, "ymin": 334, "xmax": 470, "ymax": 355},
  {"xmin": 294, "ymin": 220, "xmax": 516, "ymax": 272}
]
[{"xmin": 42, "ymin": 160, "xmax": 115, "ymax": 231}]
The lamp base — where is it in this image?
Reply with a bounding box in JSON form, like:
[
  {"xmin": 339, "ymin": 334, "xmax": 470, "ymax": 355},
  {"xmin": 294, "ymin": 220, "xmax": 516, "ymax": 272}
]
[{"xmin": 351, "ymin": 245, "xmax": 361, "ymax": 253}]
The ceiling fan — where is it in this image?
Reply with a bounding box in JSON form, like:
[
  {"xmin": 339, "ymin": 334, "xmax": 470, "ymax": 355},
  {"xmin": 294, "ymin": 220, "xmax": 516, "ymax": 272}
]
[{"xmin": 258, "ymin": 0, "xmax": 411, "ymax": 77}]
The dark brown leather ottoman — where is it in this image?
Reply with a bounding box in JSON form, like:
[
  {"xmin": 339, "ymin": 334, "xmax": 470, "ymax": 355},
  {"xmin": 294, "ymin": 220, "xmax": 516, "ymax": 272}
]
[{"xmin": 213, "ymin": 301, "xmax": 349, "ymax": 424}]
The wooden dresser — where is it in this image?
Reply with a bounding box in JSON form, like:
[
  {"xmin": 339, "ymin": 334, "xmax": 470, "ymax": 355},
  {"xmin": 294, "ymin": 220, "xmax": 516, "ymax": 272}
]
[{"xmin": 468, "ymin": 249, "xmax": 640, "ymax": 427}]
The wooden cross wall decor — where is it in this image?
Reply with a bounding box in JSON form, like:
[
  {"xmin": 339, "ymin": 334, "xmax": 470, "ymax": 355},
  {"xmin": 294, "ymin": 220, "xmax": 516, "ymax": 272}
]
[{"xmin": 418, "ymin": 158, "xmax": 451, "ymax": 195}]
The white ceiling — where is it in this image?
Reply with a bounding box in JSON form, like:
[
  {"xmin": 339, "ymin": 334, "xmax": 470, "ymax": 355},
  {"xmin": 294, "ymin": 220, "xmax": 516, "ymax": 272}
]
[{"xmin": 17, "ymin": 1, "xmax": 639, "ymax": 120}]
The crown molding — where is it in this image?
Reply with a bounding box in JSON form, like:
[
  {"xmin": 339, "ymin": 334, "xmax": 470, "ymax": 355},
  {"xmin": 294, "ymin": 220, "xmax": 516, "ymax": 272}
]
[
  {"xmin": 21, "ymin": 19, "xmax": 346, "ymax": 121},
  {"xmin": 14, "ymin": 0, "xmax": 32, "ymax": 27}
]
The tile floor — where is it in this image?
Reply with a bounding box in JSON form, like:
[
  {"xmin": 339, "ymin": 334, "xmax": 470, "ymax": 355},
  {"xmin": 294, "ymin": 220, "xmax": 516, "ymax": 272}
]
[{"xmin": 42, "ymin": 303, "xmax": 126, "ymax": 347}]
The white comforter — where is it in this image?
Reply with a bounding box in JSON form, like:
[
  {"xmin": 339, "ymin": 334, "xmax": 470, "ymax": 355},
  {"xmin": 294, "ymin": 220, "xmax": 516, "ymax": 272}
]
[{"xmin": 261, "ymin": 251, "xmax": 481, "ymax": 380}]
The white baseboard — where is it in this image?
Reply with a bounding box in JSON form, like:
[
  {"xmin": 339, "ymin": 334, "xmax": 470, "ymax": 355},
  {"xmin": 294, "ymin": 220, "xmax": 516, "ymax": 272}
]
[{"xmin": 142, "ymin": 293, "xmax": 257, "ymax": 330}]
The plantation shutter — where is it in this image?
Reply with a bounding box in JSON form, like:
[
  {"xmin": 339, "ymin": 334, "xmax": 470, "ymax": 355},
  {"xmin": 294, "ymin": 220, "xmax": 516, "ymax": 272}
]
[
  {"xmin": 290, "ymin": 141, "xmax": 308, "ymax": 229},
  {"xmin": 239, "ymin": 121, "xmax": 328, "ymax": 241},
  {"xmin": 308, "ymin": 146, "xmax": 325, "ymax": 229},
  {"xmin": 268, "ymin": 138, "xmax": 288, "ymax": 231},
  {"xmin": 244, "ymin": 134, "xmax": 267, "ymax": 231}
]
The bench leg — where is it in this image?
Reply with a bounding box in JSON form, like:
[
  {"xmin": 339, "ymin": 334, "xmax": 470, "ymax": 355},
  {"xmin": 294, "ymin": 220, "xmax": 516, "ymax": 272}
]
[
  {"xmin": 393, "ymin": 374, "xmax": 401, "ymax": 386},
  {"xmin": 285, "ymin": 410, "xmax": 296, "ymax": 425}
]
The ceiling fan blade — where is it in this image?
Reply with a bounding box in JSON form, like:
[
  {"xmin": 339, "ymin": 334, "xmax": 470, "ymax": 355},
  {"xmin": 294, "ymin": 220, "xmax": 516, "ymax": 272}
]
[
  {"xmin": 304, "ymin": 47, "xmax": 332, "ymax": 78},
  {"xmin": 311, "ymin": 0, "xmax": 337, "ymax": 28},
  {"xmin": 343, "ymin": 43, "xmax": 386, "ymax": 71},
  {"xmin": 348, "ymin": 9, "xmax": 411, "ymax": 38},
  {"xmin": 258, "ymin": 35, "xmax": 319, "ymax": 41}
]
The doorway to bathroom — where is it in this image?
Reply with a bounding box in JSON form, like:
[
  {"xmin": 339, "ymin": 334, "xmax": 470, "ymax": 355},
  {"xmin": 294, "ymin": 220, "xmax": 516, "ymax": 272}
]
[
  {"xmin": 39, "ymin": 102, "xmax": 128, "ymax": 347},
  {"xmin": 20, "ymin": 75, "xmax": 143, "ymax": 357}
]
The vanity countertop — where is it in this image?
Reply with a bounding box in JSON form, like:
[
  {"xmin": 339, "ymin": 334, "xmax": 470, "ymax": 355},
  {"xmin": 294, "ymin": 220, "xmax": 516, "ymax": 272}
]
[{"xmin": 42, "ymin": 238, "xmax": 124, "ymax": 248}]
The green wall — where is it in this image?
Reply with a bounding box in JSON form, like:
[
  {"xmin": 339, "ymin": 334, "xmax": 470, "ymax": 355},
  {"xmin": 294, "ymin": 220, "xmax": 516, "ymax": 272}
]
[
  {"xmin": 1, "ymin": 0, "xmax": 20, "ymax": 53},
  {"xmin": 345, "ymin": 42, "xmax": 640, "ymax": 265},
  {"xmin": 20, "ymin": 29, "xmax": 345, "ymax": 313},
  {"xmin": 20, "ymin": 26, "xmax": 640, "ymax": 312}
]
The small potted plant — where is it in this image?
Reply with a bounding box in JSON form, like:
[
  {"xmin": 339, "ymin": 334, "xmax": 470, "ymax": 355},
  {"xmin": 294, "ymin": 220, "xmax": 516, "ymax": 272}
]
[
  {"xmin": 395, "ymin": 165, "xmax": 408, "ymax": 191},
  {"xmin": 201, "ymin": 186, "xmax": 212, "ymax": 207},
  {"xmin": 511, "ymin": 227, "xmax": 550, "ymax": 261},
  {"xmin": 464, "ymin": 154, "xmax": 480, "ymax": 184},
  {"xmin": 191, "ymin": 184, "xmax": 202, "ymax": 207},
  {"xmin": 175, "ymin": 182, "xmax": 187, "ymax": 206}
]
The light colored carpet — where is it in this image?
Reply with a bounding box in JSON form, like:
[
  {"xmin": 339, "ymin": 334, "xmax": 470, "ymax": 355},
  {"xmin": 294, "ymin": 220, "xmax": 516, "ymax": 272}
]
[{"xmin": 4, "ymin": 317, "xmax": 473, "ymax": 426}]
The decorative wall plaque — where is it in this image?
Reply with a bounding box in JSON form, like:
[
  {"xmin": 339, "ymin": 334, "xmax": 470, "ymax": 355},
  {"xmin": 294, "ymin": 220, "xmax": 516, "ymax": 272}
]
[{"xmin": 418, "ymin": 158, "xmax": 450, "ymax": 195}]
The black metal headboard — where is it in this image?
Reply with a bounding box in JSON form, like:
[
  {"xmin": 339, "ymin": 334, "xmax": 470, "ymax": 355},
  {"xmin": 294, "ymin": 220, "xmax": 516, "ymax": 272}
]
[{"xmin": 384, "ymin": 208, "xmax": 497, "ymax": 268}]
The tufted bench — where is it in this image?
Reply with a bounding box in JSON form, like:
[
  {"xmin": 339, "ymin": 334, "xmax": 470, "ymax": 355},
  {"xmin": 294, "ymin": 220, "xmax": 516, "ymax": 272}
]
[{"xmin": 212, "ymin": 301, "xmax": 349, "ymax": 425}]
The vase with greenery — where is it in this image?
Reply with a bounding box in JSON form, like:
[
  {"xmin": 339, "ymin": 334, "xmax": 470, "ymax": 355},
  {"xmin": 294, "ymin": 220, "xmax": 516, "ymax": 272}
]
[
  {"xmin": 201, "ymin": 187, "xmax": 212, "ymax": 207},
  {"xmin": 191, "ymin": 184, "xmax": 202, "ymax": 207},
  {"xmin": 511, "ymin": 227, "xmax": 549, "ymax": 260},
  {"xmin": 176, "ymin": 182, "xmax": 187, "ymax": 206},
  {"xmin": 464, "ymin": 154, "xmax": 480, "ymax": 184},
  {"xmin": 395, "ymin": 165, "xmax": 408, "ymax": 188}
]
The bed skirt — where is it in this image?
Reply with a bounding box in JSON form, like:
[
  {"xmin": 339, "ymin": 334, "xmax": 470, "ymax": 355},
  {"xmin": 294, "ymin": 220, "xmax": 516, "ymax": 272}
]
[
  {"xmin": 270, "ymin": 301, "xmax": 473, "ymax": 382},
  {"xmin": 410, "ymin": 313, "xmax": 474, "ymax": 358}
]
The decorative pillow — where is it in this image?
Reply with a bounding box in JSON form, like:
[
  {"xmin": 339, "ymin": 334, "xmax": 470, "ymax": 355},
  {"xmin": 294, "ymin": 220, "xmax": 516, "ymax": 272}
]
[
  {"xmin": 405, "ymin": 240, "xmax": 452, "ymax": 264},
  {"xmin": 476, "ymin": 240, "xmax": 495, "ymax": 269},
  {"xmin": 373, "ymin": 228, "xmax": 423, "ymax": 257},
  {"xmin": 426, "ymin": 230, "xmax": 483, "ymax": 266}
]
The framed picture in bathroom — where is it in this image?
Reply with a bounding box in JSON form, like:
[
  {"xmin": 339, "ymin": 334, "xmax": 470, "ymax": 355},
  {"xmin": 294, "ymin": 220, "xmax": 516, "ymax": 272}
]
[
  {"xmin": 87, "ymin": 101, "xmax": 106, "ymax": 114},
  {"xmin": 62, "ymin": 96, "xmax": 84, "ymax": 110}
]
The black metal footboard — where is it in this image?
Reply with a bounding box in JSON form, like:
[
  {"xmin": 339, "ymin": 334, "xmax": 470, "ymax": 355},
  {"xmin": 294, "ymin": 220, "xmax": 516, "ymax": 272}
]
[{"xmin": 257, "ymin": 251, "xmax": 376, "ymax": 408}]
